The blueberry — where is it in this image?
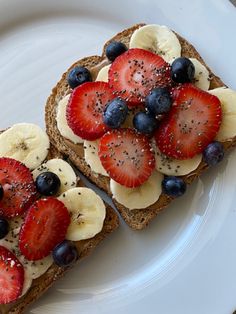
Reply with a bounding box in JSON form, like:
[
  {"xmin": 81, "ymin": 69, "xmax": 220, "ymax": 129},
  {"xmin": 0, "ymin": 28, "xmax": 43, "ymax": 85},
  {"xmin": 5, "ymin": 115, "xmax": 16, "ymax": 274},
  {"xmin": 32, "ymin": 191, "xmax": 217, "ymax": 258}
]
[
  {"xmin": 133, "ymin": 112, "xmax": 158, "ymax": 135},
  {"xmin": 105, "ymin": 41, "xmax": 127, "ymax": 62},
  {"xmin": 67, "ymin": 66, "xmax": 92, "ymax": 89},
  {"xmin": 203, "ymin": 141, "xmax": 224, "ymax": 166},
  {"xmin": 0, "ymin": 184, "xmax": 4, "ymax": 201},
  {"xmin": 103, "ymin": 97, "xmax": 128, "ymax": 128},
  {"xmin": 146, "ymin": 88, "xmax": 172, "ymax": 115},
  {"xmin": 53, "ymin": 240, "xmax": 79, "ymax": 267},
  {"xmin": 36, "ymin": 172, "xmax": 61, "ymax": 196},
  {"xmin": 0, "ymin": 217, "xmax": 9, "ymax": 239},
  {"xmin": 171, "ymin": 57, "xmax": 195, "ymax": 83},
  {"xmin": 162, "ymin": 176, "xmax": 186, "ymax": 197}
]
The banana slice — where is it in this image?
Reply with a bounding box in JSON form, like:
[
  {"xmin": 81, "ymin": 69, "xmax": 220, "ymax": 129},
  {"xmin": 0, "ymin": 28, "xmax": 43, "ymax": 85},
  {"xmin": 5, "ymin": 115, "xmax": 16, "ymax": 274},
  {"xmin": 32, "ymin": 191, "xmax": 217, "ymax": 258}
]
[
  {"xmin": 110, "ymin": 171, "xmax": 163, "ymax": 210},
  {"xmin": 58, "ymin": 187, "xmax": 106, "ymax": 241},
  {"xmin": 84, "ymin": 140, "xmax": 108, "ymax": 176},
  {"xmin": 56, "ymin": 95, "xmax": 83, "ymax": 144},
  {"xmin": 95, "ymin": 64, "xmax": 111, "ymax": 82},
  {"xmin": 22, "ymin": 255, "xmax": 53, "ymax": 280},
  {"xmin": 10, "ymin": 216, "xmax": 24, "ymax": 230},
  {"xmin": 0, "ymin": 228, "xmax": 19, "ymax": 252},
  {"xmin": 189, "ymin": 58, "xmax": 210, "ymax": 91},
  {"xmin": 209, "ymin": 87, "xmax": 236, "ymax": 141},
  {"xmin": 32, "ymin": 158, "xmax": 78, "ymax": 194},
  {"xmin": 129, "ymin": 24, "xmax": 181, "ymax": 63},
  {"xmin": 21, "ymin": 268, "xmax": 32, "ymax": 297},
  {"xmin": 155, "ymin": 145, "xmax": 202, "ymax": 176},
  {"xmin": 0, "ymin": 123, "xmax": 50, "ymax": 170}
]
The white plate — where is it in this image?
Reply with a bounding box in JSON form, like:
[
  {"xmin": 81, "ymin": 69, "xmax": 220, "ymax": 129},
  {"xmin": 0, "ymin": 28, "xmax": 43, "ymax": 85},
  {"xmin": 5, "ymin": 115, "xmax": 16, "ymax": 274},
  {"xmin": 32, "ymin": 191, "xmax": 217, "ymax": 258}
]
[{"xmin": 0, "ymin": 0, "xmax": 236, "ymax": 313}]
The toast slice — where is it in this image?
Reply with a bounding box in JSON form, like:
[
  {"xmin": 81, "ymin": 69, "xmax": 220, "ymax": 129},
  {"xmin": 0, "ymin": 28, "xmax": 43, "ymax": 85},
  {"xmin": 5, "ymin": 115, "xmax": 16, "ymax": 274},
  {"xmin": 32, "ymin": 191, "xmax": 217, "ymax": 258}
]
[
  {"xmin": 45, "ymin": 23, "xmax": 235, "ymax": 230},
  {"xmin": 0, "ymin": 129, "xmax": 119, "ymax": 314}
]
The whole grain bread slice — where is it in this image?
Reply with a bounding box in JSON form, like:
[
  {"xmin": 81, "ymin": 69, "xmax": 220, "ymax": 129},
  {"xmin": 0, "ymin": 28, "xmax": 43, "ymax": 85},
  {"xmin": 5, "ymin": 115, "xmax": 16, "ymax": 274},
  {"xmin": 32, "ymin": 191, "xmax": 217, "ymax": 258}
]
[
  {"xmin": 45, "ymin": 23, "xmax": 235, "ymax": 230},
  {"xmin": 0, "ymin": 140, "xmax": 119, "ymax": 314}
]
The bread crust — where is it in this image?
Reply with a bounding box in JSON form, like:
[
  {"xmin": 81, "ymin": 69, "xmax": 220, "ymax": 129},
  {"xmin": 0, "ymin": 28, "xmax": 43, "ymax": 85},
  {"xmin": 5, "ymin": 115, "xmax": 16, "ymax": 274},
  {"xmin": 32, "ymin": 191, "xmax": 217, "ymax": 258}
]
[
  {"xmin": 0, "ymin": 144, "xmax": 119, "ymax": 314},
  {"xmin": 45, "ymin": 23, "xmax": 236, "ymax": 230}
]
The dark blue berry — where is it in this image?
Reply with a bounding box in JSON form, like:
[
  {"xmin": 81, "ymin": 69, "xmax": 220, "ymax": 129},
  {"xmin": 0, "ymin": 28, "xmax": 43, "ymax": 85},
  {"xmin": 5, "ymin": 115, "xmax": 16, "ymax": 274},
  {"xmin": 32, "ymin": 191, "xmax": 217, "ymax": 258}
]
[
  {"xmin": 103, "ymin": 97, "xmax": 128, "ymax": 128},
  {"xmin": 105, "ymin": 41, "xmax": 127, "ymax": 62},
  {"xmin": 0, "ymin": 184, "xmax": 3, "ymax": 201},
  {"xmin": 36, "ymin": 172, "xmax": 61, "ymax": 196},
  {"xmin": 203, "ymin": 141, "xmax": 224, "ymax": 166},
  {"xmin": 53, "ymin": 240, "xmax": 79, "ymax": 267},
  {"xmin": 171, "ymin": 57, "xmax": 195, "ymax": 83},
  {"xmin": 146, "ymin": 88, "xmax": 172, "ymax": 115},
  {"xmin": 133, "ymin": 112, "xmax": 158, "ymax": 135},
  {"xmin": 67, "ymin": 66, "xmax": 92, "ymax": 89},
  {"xmin": 0, "ymin": 217, "xmax": 9, "ymax": 239},
  {"xmin": 162, "ymin": 176, "xmax": 186, "ymax": 197}
]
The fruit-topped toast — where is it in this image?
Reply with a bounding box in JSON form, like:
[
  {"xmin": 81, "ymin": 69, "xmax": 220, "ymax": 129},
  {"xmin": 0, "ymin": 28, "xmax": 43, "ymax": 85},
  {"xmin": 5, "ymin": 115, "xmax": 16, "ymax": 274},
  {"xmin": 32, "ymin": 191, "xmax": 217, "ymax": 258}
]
[
  {"xmin": 45, "ymin": 23, "xmax": 236, "ymax": 230},
  {"xmin": 0, "ymin": 123, "xmax": 119, "ymax": 314}
]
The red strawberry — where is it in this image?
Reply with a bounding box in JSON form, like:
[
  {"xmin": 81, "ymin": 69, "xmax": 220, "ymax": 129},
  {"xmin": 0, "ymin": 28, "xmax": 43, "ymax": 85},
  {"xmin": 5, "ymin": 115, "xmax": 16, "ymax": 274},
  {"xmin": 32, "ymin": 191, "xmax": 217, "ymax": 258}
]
[
  {"xmin": 155, "ymin": 84, "xmax": 222, "ymax": 159},
  {"xmin": 98, "ymin": 128, "xmax": 155, "ymax": 188},
  {"xmin": 0, "ymin": 246, "xmax": 24, "ymax": 304},
  {"xmin": 0, "ymin": 157, "xmax": 36, "ymax": 218},
  {"xmin": 108, "ymin": 48, "xmax": 171, "ymax": 104},
  {"xmin": 19, "ymin": 198, "xmax": 70, "ymax": 261},
  {"xmin": 66, "ymin": 81, "xmax": 115, "ymax": 140}
]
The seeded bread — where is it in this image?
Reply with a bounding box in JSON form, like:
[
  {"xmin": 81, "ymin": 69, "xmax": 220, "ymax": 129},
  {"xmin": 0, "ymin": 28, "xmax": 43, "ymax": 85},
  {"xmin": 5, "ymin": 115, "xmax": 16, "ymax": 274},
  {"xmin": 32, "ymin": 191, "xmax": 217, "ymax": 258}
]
[
  {"xmin": 45, "ymin": 23, "xmax": 235, "ymax": 230},
  {"xmin": 0, "ymin": 142, "xmax": 119, "ymax": 314}
]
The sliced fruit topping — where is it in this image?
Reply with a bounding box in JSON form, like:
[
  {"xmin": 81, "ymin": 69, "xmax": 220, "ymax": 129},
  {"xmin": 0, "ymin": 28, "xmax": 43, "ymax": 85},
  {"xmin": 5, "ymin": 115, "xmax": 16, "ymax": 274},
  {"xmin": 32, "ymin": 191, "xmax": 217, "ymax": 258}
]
[
  {"xmin": 0, "ymin": 246, "xmax": 24, "ymax": 304},
  {"xmin": 57, "ymin": 94, "xmax": 83, "ymax": 144},
  {"xmin": 52, "ymin": 240, "xmax": 78, "ymax": 267},
  {"xmin": 209, "ymin": 87, "xmax": 236, "ymax": 141},
  {"xmin": 171, "ymin": 57, "xmax": 195, "ymax": 83},
  {"xmin": 155, "ymin": 145, "xmax": 202, "ymax": 176},
  {"xmin": 19, "ymin": 198, "xmax": 70, "ymax": 261},
  {"xmin": 110, "ymin": 170, "xmax": 163, "ymax": 210},
  {"xmin": 155, "ymin": 84, "xmax": 222, "ymax": 159},
  {"xmin": 0, "ymin": 222, "xmax": 54, "ymax": 280},
  {"xmin": 66, "ymin": 81, "xmax": 115, "ymax": 140},
  {"xmin": 67, "ymin": 66, "xmax": 92, "ymax": 89},
  {"xmin": 96, "ymin": 64, "xmax": 111, "ymax": 82},
  {"xmin": 108, "ymin": 48, "xmax": 171, "ymax": 104},
  {"xmin": 203, "ymin": 141, "xmax": 224, "ymax": 166},
  {"xmin": 58, "ymin": 187, "xmax": 106, "ymax": 241},
  {"xmin": 84, "ymin": 140, "xmax": 108, "ymax": 177},
  {"xmin": 105, "ymin": 41, "xmax": 128, "ymax": 62},
  {"xmin": 189, "ymin": 58, "xmax": 210, "ymax": 91},
  {"xmin": 98, "ymin": 128, "xmax": 155, "ymax": 188},
  {"xmin": 0, "ymin": 157, "xmax": 36, "ymax": 218},
  {"xmin": 162, "ymin": 176, "xmax": 187, "ymax": 197},
  {"xmin": 0, "ymin": 123, "xmax": 50, "ymax": 170},
  {"xmin": 129, "ymin": 24, "xmax": 181, "ymax": 63}
]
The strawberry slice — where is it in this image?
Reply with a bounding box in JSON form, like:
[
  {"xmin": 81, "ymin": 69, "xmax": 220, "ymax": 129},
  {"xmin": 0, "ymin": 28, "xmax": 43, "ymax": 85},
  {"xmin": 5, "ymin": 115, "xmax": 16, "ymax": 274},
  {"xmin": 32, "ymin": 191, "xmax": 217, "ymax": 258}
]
[
  {"xmin": 0, "ymin": 246, "xmax": 24, "ymax": 304},
  {"xmin": 155, "ymin": 84, "xmax": 222, "ymax": 159},
  {"xmin": 19, "ymin": 198, "xmax": 70, "ymax": 261},
  {"xmin": 108, "ymin": 48, "xmax": 171, "ymax": 104},
  {"xmin": 0, "ymin": 157, "xmax": 36, "ymax": 218},
  {"xmin": 98, "ymin": 129, "xmax": 155, "ymax": 187},
  {"xmin": 66, "ymin": 81, "xmax": 115, "ymax": 140}
]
